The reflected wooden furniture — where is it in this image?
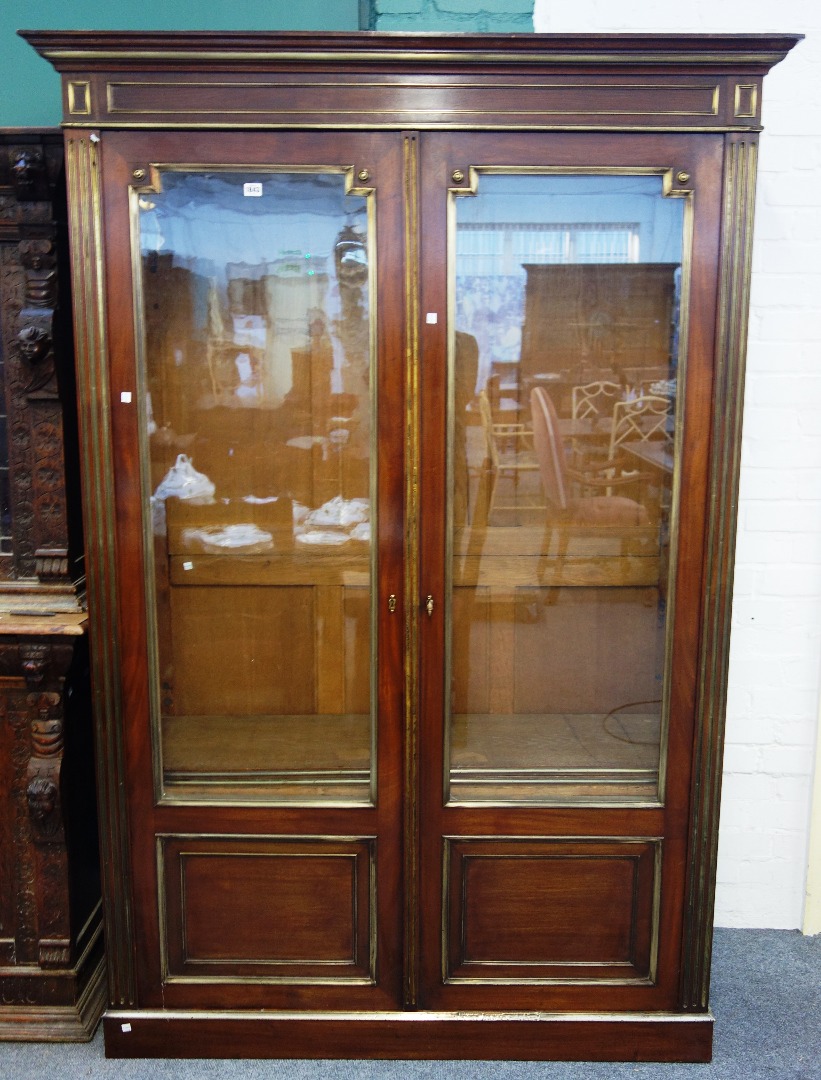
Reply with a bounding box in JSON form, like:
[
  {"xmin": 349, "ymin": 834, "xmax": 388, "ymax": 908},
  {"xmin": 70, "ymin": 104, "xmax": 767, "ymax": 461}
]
[
  {"xmin": 609, "ymin": 395, "xmax": 672, "ymax": 455},
  {"xmin": 520, "ymin": 263, "xmax": 679, "ymax": 405},
  {"xmin": 531, "ymin": 386, "xmax": 652, "ymax": 529},
  {"xmin": 23, "ymin": 30, "xmax": 801, "ymax": 1062},
  {"xmin": 0, "ymin": 133, "xmax": 103, "ymax": 1039},
  {"xmin": 476, "ymin": 389, "xmax": 542, "ymax": 524},
  {"xmin": 621, "ymin": 439, "xmax": 675, "ymax": 475},
  {"xmin": 605, "ymin": 394, "xmax": 672, "ymax": 498}
]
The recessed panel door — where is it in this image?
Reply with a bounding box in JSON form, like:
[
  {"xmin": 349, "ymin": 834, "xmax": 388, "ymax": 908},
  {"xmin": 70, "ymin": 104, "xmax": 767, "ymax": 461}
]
[
  {"xmin": 102, "ymin": 130, "xmax": 406, "ymax": 1010},
  {"xmin": 416, "ymin": 132, "xmax": 722, "ymax": 1011}
]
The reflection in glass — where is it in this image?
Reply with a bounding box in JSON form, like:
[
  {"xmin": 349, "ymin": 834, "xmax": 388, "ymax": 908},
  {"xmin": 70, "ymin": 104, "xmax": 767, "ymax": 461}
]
[
  {"xmin": 448, "ymin": 173, "xmax": 684, "ymax": 804},
  {"xmin": 137, "ymin": 170, "xmax": 373, "ymax": 802}
]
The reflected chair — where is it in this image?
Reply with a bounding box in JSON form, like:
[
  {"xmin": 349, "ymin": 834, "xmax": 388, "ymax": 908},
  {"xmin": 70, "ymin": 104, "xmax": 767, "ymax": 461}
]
[
  {"xmin": 530, "ymin": 383, "xmax": 660, "ymax": 599},
  {"xmin": 605, "ymin": 393, "xmax": 672, "ymax": 499},
  {"xmin": 531, "ymin": 386, "xmax": 650, "ymax": 528},
  {"xmin": 476, "ymin": 389, "xmax": 543, "ymax": 524},
  {"xmin": 569, "ymin": 378, "xmax": 621, "ymax": 471},
  {"xmin": 571, "ymin": 379, "xmax": 621, "ymax": 421},
  {"xmin": 609, "ymin": 394, "xmax": 671, "ymax": 453}
]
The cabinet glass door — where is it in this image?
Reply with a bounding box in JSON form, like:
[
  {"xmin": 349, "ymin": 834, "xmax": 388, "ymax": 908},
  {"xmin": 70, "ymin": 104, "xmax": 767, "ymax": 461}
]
[
  {"xmin": 417, "ymin": 132, "xmax": 714, "ymax": 1012},
  {"xmin": 105, "ymin": 130, "xmax": 405, "ymax": 1011},
  {"xmin": 446, "ymin": 169, "xmax": 685, "ymax": 805},
  {"xmin": 136, "ymin": 167, "xmax": 376, "ymax": 804}
]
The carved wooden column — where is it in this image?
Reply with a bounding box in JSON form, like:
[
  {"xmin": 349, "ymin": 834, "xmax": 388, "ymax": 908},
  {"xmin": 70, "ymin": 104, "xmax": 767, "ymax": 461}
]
[{"xmin": 0, "ymin": 132, "xmax": 103, "ymax": 1039}]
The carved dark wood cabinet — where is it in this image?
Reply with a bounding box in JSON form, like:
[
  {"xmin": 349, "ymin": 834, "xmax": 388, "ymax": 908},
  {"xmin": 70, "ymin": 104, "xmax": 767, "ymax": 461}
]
[
  {"xmin": 0, "ymin": 131, "xmax": 104, "ymax": 1038},
  {"xmin": 23, "ymin": 31, "xmax": 800, "ymax": 1060}
]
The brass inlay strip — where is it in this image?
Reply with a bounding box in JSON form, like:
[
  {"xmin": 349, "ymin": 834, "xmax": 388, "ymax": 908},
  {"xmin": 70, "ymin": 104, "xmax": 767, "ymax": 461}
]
[
  {"xmin": 403, "ymin": 132, "xmax": 421, "ymax": 1009},
  {"xmin": 734, "ymin": 84, "xmax": 759, "ymax": 118},
  {"xmin": 105, "ymin": 1005, "xmax": 714, "ymax": 1022},
  {"xmin": 62, "ymin": 122, "xmax": 764, "ymax": 134},
  {"xmin": 657, "ymin": 167, "xmax": 695, "ymax": 806},
  {"xmin": 67, "ymin": 80, "xmax": 91, "ymax": 115},
  {"xmin": 104, "ymin": 79, "xmax": 721, "ymax": 118},
  {"xmin": 38, "ymin": 46, "xmax": 795, "ymax": 67},
  {"xmin": 363, "ymin": 168, "xmax": 379, "ymax": 812},
  {"xmin": 128, "ymin": 183, "xmax": 165, "ymax": 804}
]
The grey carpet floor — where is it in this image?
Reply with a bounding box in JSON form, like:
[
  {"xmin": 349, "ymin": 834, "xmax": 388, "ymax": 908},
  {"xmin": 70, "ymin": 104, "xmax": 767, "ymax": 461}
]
[{"xmin": 1, "ymin": 928, "xmax": 819, "ymax": 1079}]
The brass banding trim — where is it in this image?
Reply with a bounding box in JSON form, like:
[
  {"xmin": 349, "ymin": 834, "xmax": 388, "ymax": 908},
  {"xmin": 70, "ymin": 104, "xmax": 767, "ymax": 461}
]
[
  {"xmin": 104, "ymin": 79, "xmax": 720, "ymax": 118},
  {"xmin": 36, "ymin": 48, "xmax": 794, "ymax": 68},
  {"xmin": 402, "ymin": 132, "xmax": 421, "ymax": 1009}
]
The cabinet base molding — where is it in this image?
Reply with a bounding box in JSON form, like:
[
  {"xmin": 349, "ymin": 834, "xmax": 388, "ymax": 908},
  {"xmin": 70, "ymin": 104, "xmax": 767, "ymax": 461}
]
[{"xmin": 102, "ymin": 1009, "xmax": 713, "ymax": 1062}]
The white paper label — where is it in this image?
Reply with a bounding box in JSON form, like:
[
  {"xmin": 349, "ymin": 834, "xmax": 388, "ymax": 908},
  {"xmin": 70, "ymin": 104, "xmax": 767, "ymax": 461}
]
[
  {"xmin": 243, "ymin": 182, "xmax": 263, "ymax": 197},
  {"xmin": 120, "ymin": 391, "xmax": 132, "ymax": 403},
  {"xmin": 425, "ymin": 312, "xmax": 438, "ymax": 324},
  {"xmin": 121, "ymin": 1023, "xmax": 132, "ymax": 1033},
  {"xmin": 183, "ymin": 561, "xmax": 194, "ymax": 571}
]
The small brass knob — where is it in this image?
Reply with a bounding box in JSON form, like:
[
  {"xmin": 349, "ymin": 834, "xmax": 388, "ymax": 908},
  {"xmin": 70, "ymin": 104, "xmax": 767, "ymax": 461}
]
[
  {"xmin": 132, "ymin": 168, "xmax": 147, "ymax": 183},
  {"xmin": 357, "ymin": 169, "xmax": 370, "ymax": 183},
  {"xmin": 676, "ymin": 171, "xmax": 691, "ymax": 185},
  {"xmin": 451, "ymin": 169, "xmax": 465, "ymax": 184}
]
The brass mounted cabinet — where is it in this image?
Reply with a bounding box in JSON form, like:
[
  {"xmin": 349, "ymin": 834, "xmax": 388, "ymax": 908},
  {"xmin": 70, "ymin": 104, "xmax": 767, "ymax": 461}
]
[{"xmin": 23, "ymin": 31, "xmax": 800, "ymax": 1061}]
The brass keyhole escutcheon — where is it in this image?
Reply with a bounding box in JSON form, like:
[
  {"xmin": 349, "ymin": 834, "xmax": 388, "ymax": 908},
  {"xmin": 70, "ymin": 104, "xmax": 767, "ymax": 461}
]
[
  {"xmin": 425, "ymin": 595, "xmax": 434, "ymax": 617},
  {"xmin": 388, "ymin": 594, "xmax": 397, "ymax": 614},
  {"xmin": 451, "ymin": 169, "xmax": 465, "ymax": 184}
]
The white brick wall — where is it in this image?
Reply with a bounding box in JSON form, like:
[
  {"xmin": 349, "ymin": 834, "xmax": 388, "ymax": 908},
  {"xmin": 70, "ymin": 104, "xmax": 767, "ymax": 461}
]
[{"xmin": 535, "ymin": 0, "xmax": 821, "ymax": 929}]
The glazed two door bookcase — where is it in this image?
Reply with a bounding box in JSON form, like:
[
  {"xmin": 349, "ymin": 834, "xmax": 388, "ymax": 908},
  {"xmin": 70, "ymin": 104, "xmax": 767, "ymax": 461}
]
[{"xmin": 24, "ymin": 30, "xmax": 800, "ymax": 1061}]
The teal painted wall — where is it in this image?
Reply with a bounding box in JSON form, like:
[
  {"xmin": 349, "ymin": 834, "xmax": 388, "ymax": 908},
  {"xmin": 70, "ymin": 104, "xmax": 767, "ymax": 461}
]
[
  {"xmin": 369, "ymin": 0, "xmax": 533, "ymax": 32},
  {"xmin": 1, "ymin": 1, "xmax": 361, "ymax": 127}
]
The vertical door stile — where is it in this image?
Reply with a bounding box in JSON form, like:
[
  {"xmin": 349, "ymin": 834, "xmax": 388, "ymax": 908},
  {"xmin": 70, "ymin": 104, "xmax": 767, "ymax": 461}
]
[{"xmin": 402, "ymin": 131, "xmax": 422, "ymax": 1008}]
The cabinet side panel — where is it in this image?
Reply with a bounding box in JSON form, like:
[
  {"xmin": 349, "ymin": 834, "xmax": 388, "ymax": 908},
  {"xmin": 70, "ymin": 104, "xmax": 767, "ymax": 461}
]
[
  {"xmin": 681, "ymin": 134, "xmax": 759, "ymax": 1011},
  {"xmin": 64, "ymin": 129, "xmax": 136, "ymax": 1006}
]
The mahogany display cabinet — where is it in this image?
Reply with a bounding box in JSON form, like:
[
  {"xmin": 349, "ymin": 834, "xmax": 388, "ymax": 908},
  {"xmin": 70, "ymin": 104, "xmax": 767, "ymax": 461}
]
[{"xmin": 22, "ymin": 30, "xmax": 801, "ymax": 1060}]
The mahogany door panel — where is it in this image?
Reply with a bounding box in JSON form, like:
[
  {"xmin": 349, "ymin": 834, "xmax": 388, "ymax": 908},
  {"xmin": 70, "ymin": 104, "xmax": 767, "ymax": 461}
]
[
  {"xmin": 444, "ymin": 837, "xmax": 658, "ymax": 984},
  {"xmin": 159, "ymin": 835, "xmax": 375, "ymax": 983}
]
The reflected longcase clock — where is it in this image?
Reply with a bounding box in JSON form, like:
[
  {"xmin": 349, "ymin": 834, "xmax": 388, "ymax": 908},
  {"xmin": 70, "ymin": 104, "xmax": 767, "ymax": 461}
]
[{"xmin": 22, "ymin": 29, "xmax": 801, "ymax": 1061}]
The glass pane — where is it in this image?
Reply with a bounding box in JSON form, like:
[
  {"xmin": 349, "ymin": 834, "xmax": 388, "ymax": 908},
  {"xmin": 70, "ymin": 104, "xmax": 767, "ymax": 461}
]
[
  {"xmin": 137, "ymin": 169, "xmax": 374, "ymax": 803},
  {"xmin": 448, "ymin": 173, "xmax": 684, "ymax": 804}
]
